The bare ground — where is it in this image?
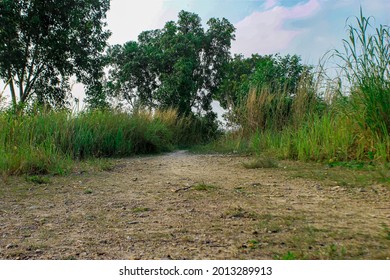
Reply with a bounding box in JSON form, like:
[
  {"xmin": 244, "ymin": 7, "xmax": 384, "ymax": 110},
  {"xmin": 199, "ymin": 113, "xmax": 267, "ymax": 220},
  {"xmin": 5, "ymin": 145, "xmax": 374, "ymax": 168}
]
[{"xmin": 0, "ymin": 151, "xmax": 389, "ymax": 260}]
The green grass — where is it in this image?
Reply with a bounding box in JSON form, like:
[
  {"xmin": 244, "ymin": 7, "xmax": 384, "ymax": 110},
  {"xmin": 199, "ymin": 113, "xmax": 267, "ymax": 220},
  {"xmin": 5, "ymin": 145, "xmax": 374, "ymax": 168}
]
[
  {"xmin": 0, "ymin": 108, "xmax": 214, "ymax": 175},
  {"xmin": 382, "ymin": 223, "xmax": 390, "ymax": 240},
  {"xmin": 283, "ymin": 159, "xmax": 389, "ymax": 188},
  {"xmin": 83, "ymin": 189, "xmax": 93, "ymax": 194},
  {"xmin": 201, "ymin": 85, "xmax": 388, "ymax": 164},
  {"xmin": 277, "ymin": 251, "xmax": 297, "ymax": 260},
  {"xmin": 192, "ymin": 183, "xmax": 218, "ymax": 191},
  {"xmin": 25, "ymin": 175, "xmax": 51, "ymax": 185},
  {"xmin": 334, "ymin": 8, "xmax": 390, "ymax": 141}
]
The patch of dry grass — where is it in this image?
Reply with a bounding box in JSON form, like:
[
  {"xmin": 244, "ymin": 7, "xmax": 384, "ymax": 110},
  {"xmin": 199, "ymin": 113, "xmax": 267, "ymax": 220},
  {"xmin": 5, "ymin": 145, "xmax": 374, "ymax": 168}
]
[{"xmin": 243, "ymin": 157, "xmax": 278, "ymax": 169}]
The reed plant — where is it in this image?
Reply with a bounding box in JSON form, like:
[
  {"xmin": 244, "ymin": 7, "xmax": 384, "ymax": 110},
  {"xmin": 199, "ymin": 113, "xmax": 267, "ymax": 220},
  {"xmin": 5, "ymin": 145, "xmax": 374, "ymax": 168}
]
[{"xmin": 334, "ymin": 8, "xmax": 390, "ymax": 140}]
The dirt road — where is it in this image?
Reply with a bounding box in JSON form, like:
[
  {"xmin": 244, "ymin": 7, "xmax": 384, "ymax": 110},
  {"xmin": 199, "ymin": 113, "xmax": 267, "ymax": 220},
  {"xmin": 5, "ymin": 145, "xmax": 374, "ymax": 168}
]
[{"xmin": 1, "ymin": 151, "xmax": 389, "ymax": 259}]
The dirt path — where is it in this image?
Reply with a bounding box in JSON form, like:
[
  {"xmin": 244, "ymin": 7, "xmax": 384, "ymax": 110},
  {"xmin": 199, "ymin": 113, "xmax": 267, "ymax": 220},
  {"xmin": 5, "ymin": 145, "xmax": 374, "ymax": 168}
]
[{"xmin": 1, "ymin": 151, "xmax": 389, "ymax": 259}]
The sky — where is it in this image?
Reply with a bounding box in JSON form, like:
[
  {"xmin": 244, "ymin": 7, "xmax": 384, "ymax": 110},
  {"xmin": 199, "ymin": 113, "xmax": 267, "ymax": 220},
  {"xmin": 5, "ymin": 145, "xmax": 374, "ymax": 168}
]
[{"xmin": 106, "ymin": 0, "xmax": 390, "ymax": 64}]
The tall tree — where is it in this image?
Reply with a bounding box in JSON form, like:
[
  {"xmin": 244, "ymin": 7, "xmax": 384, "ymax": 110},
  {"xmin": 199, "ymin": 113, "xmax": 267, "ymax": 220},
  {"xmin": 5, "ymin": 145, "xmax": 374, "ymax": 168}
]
[
  {"xmin": 216, "ymin": 54, "xmax": 312, "ymax": 109},
  {"xmin": 216, "ymin": 54, "xmax": 266, "ymax": 108},
  {"xmin": 107, "ymin": 10, "xmax": 235, "ymax": 116},
  {"xmin": 0, "ymin": 0, "xmax": 111, "ymax": 109}
]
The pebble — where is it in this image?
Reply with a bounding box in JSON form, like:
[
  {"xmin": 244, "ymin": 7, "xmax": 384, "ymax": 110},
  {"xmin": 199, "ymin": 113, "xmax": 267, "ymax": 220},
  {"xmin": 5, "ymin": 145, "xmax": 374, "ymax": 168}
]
[{"xmin": 6, "ymin": 243, "xmax": 17, "ymax": 249}]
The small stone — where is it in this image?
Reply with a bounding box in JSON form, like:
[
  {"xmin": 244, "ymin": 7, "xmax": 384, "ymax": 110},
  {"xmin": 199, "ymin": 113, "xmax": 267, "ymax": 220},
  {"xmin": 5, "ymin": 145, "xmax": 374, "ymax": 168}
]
[
  {"xmin": 6, "ymin": 244, "xmax": 17, "ymax": 249},
  {"xmin": 132, "ymin": 178, "xmax": 138, "ymax": 181}
]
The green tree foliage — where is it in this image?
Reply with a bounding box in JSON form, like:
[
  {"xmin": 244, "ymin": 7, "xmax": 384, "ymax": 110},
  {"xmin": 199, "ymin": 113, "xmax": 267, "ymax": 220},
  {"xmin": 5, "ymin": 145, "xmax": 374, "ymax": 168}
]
[
  {"xmin": 107, "ymin": 10, "xmax": 235, "ymax": 116},
  {"xmin": 0, "ymin": 0, "xmax": 111, "ymax": 110},
  {"xmin": 217, "ymin": 53, "xmax": 312, "ymax": 109},
  {"xmin": 216, "ymin": 54, "xmax": 264, "ymax": 108}
]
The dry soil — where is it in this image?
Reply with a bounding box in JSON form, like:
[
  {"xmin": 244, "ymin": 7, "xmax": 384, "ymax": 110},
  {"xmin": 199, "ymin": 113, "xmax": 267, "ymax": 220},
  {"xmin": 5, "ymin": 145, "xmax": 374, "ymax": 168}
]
[{"xmin": 1, "ymin": 151, "xmax": 389, "ymax": 259}]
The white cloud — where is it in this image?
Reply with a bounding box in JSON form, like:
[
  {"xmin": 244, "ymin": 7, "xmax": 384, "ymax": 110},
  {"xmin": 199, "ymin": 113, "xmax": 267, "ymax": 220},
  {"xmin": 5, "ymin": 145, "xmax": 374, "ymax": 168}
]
[
  {"xmin": 287, "ymin": 0, "xmax": 390, "ymax": 64},
  {"xmin": 232, "ymin": 0, "xmax": 321, "ymax": 56},
  {"xmin": 107, "ymin": 0, "xmax": 169, "ymax": 44},
  {"xmin": 263, "ymin": 0, "xmax": 278, "ymax": 9}
]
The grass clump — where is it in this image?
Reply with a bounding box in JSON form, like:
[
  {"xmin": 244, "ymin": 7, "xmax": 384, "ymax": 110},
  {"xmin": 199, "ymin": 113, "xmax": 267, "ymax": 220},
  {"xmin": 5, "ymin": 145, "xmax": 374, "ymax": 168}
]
[
  {"xmin": 25, "ymin": 175, "xmax": 50, "ymax": 185},
  {"xmin": 275, "ymin": 251, "xmax": 297, "ymax": 260},
  {"xmin": 83, "ymin": 189, "xmax": 93, "ymax": 195},
  {"xmin": 382, "ymin": 224, "xmax": 390, "ymax": 240},
  {"xmin": 131, "ymin": 207, "xmax": 150, "ymax": 213},
  {"xmin": 246, "ymin": 239, "xmax": 260, "ymax": 249},
  {"xmin": 192, "ymin": 183, "xmax": 218, "ymax": 191}
]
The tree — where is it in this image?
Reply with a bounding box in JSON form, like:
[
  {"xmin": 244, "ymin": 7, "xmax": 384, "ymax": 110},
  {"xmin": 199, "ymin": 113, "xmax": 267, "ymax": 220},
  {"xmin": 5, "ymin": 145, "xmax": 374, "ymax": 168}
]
[
  {"xmin": 216, "ymin": 54, "xmax": 312, "ymax": 109},
  {"xmin": 0, "ymin": 0, "xmax": 111, "ymax": 110},
  {"xmin": 249, "ymin": 54, "xmax": 310, "ymax": 95},
  {"xmin": 107, "ymin": 10, "xmax": 235, "ymax": 116},
  {"xmin": 216, "ymin": 54, "xmax": 266, "ymax": 108}
]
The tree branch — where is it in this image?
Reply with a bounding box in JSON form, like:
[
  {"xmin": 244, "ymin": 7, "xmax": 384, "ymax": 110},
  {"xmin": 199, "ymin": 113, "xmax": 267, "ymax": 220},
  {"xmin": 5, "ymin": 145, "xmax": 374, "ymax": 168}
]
[
  {"xmin": 22, "ymin": 64, "xmax": 44, "ymax": 103},
  {"xmin": 7, "ymin": 71, "xmax": 17, "ymax": 108},
  {"xmin": 18, "ymin": 36, "xmax": 31, "ymax": 103}
]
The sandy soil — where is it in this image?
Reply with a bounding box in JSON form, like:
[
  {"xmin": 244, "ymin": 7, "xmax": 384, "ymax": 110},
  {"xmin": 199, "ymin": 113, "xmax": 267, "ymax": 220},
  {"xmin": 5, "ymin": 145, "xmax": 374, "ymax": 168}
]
[{"xmin": 1, "ymin": 151, "xmax": 389, "ymax": 259}]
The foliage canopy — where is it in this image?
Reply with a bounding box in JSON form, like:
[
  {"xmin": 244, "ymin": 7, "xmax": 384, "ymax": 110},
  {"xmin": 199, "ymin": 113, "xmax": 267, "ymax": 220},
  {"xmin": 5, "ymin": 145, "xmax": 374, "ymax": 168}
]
[
  {"xmin": 107, "ymin": 10, "xmax": 235, "ymax": 116},
  {"xmin": 216, "ymin": 53, "xmax": 312, "ymax": 109},
  {"xmin": 0, "ymin": 0, "xmax": 111, "ymax": 109}
]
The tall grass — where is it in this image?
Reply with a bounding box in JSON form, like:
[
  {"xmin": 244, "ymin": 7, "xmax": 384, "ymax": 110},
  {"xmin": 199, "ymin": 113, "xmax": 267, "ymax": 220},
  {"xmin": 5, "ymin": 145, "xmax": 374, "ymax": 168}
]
[
  {"xmin": 222, "ymin": 71, "xmax": 389, "ymax": 162},
  {"xmin": 334, "ymin": 8, "xmax": 390, "ymax": 140},
  {"xmin": 217, "ymin": 91, "xmax": 388, "ymax": 162},
  {"xmin": 0, "ymin": 108, "xmax": 213, "ymax": 175},
  {"xmin": 235, "ymin": 76, "xmax": 319, "ymax": 136},
  {"xmin": 208, "ymin": 10, "xmax": 389, "ymax": 163}
]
